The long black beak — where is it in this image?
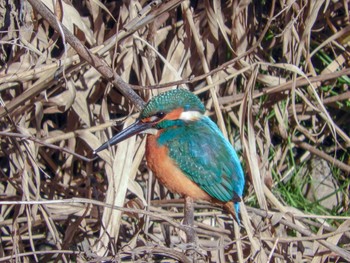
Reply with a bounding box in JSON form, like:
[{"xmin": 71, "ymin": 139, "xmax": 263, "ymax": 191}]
[{"xmin": 93, "ymin": 120, "xmax": 153, "ymax": 154}]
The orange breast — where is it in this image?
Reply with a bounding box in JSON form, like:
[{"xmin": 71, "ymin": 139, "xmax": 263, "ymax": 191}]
[{"xmin": 145, "ymin": 133, "xmax": 211, "ymax": 201}]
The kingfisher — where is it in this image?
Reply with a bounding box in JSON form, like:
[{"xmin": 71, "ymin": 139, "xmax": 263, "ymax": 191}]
[{"xmin": 94, "ymin": 89, "xmax": 245, "ymax": 223}]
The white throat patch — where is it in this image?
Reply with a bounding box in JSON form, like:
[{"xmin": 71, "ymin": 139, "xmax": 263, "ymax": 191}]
[
  {"xmin": 179, "ymin": 111, "xmax": 203, "ymax": 121},
  {"xmin": 141, "ymin": 128, "xmax": 158, "ymax": 135}
]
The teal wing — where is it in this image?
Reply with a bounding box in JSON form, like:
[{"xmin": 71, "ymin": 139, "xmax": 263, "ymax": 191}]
[{"xmin": 158, "ymin": 117, "xmax": 245, "ymax": 203}]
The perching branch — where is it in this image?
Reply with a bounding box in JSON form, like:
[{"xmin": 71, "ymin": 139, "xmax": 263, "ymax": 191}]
[{"xmin": 27, "ymin": 0, "xmax": 145, "ymax": 110}]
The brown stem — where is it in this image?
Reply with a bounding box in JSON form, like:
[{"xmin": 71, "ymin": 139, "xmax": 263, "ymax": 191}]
[
  {"xmin": 26, "ymin": 0, "xmax": 145, "ymax": 110},
  {"xmin": 183, "ymin": 196, "xmax": 196, "ymax": 243}
]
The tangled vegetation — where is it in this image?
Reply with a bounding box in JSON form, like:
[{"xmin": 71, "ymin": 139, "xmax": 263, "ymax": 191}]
[{"xmin": 0, "ymin": 0, "xmax": 349, "ymax": 262}]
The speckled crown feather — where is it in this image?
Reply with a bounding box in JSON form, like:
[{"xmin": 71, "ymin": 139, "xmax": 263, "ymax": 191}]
[{"xmin": 140, "ymin": 89, "xmax": 205, "ymax": 119}]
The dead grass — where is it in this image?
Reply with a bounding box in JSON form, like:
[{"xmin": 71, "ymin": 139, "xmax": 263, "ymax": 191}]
[{"xmin": 0, "ymin": 0, "xmax": 349, "ymax": 262}]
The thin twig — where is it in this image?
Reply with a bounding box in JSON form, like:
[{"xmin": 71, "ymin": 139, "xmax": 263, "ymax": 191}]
[{"xmin": 26, "ymin": 0, "xmax": 145, "ymax": 110}]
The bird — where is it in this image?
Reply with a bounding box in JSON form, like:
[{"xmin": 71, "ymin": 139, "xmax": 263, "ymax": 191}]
[{"xmin": 94, "ymin": 88, "xmax": 245, "ymax": 223}]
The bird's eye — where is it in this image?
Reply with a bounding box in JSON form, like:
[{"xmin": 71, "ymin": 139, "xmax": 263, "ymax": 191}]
[
  {"xmin": 148, "ymin": 111, "xmax": 166, "ymax": 123},
  {"xmin": 156, "ymin": 111, "xmax": 165, "ymax": 119}
]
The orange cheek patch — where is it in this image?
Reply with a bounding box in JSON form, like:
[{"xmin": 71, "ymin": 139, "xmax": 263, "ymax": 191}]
[
  {"xmin": 141, "ymin": 117, "xmax": 152, "ymax": 123},
  {"xmin": 163, "ymin": 108, "xmax": 183, "ymax": 120},
  {"xmin": 141, "ymin": 108, "xmax": 183, "ymax": 124}
]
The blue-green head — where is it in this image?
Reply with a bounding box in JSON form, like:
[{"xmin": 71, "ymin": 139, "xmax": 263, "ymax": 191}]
[
  {"xmin": 94, "ymin": 89, "xmax": 206, "ymax": 152},
  {"xmin": 140, "ymin": 89, "xmax": 205, "ymax": 129}
]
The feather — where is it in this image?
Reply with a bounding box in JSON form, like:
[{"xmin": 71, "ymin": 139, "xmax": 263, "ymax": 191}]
[{"xmin": 157, "ymin": 115, "xmax": 245, "ymax": 216}]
